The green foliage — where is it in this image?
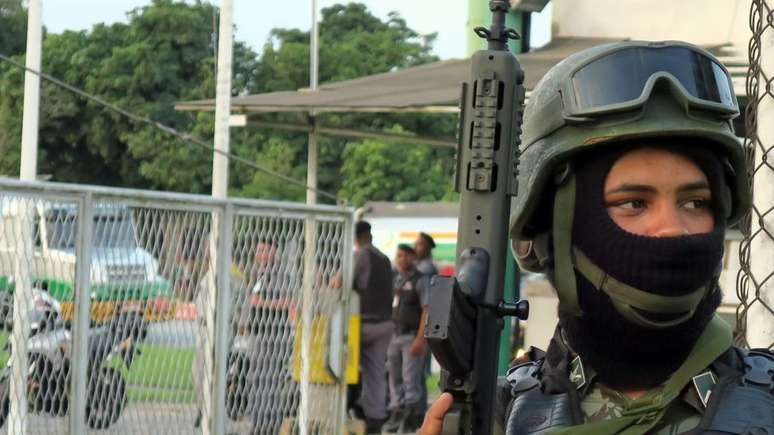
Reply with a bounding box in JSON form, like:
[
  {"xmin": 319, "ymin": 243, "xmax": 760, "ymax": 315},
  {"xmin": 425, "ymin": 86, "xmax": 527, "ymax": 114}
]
[
  {"xmin": 246, "ymin": 2, "xmax": 453, "ymax": 204},
  {"xmin": 0, "ymin": 0, "xmax": 458, "ymax": 206},
  {"xmin": 0, "ymin": 0, "xmax": 261, "ymax": 190},
  {"xmin": 0, "ymin": 0, "xmax": 27, "ymax": 57},
  {"xmin": 339, "ymin": 126, "xmax": 452, "ymax": 207}
]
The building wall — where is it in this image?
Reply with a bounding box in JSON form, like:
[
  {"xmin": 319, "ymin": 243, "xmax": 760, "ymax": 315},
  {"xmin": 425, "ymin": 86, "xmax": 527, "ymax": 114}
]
[{"xmin": 552, "ymin": 0, "xmax": 750, "ymax": 52}]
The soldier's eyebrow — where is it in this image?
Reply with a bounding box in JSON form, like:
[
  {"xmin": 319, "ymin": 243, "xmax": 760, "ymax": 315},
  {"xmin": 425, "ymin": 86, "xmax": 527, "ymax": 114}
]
[
  {"xmin": 604, "ymin": 183, "xmax": 657, "ymax": 195},
  {"xmin": 604, "ymin": 180, "xmax": 711, "ymax": 196},
  {"xmin": 677, "ymin": 181, "xmax": 711, "ymax": 194}
]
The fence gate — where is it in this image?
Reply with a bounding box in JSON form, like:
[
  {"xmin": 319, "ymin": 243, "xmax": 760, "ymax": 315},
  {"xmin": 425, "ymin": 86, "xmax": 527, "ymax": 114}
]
[{"xmin": 0, "ymin": 178, "xmax": 354, "ymax": 434}]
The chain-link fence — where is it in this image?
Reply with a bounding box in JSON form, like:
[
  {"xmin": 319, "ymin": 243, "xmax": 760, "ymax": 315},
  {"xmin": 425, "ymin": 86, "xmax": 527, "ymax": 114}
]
[
  {"xmin": 737, "ymin": 0, "xmax": 774, "ymax": 350},
  {"xmin": 0, "ymin": 178, "xmax": 354, "ymax": 434}
]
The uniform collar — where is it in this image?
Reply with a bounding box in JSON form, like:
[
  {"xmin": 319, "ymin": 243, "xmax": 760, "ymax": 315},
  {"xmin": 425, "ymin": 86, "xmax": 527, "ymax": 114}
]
[{"xmin": 567, "ymin": 352, "xmax": 716, "ymax": 415}]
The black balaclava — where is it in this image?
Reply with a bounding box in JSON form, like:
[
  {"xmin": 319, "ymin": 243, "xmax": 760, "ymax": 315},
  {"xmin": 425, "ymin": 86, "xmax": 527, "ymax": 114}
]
[{"xmin": 559, "ymin": 142, "xmax": 728, "ymax": 390}]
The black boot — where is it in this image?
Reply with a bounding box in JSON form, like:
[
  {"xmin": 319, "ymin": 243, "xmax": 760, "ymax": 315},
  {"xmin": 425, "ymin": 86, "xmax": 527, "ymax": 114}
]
[
  {"xmin": 365, "ymin": 416, "xmax": 386, "ymax": 434},
  {"xmin": 403, "ymin": 407, "xmax": 425, "ymax": 432},
  {"xmin": 382, "ymin": 408, "xmax": 408, "ymax": 433}
]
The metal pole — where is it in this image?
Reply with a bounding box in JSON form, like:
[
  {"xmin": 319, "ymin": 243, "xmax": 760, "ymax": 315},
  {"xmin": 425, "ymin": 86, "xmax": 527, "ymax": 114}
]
[
  {"xmin": 748, "ymin": 1, "xmax": 774, "ymax": 348},
  {"xmin": 69, "ymin": 194, "xmax": 94, "ymax": 435},
  {"xmin": 204, "ymin": 1, "xmax": 234, "ymax": 433},
  {"xmin": 211, "ymin": 204, "xmax": 233, "ymax": 434},
  {"xmin": 300, "ymin": 2, "xmax": 321, "ymax": 433},
  {"xmin": 307, "ymin": 120, "xmax": 318, "ymax": 205},
  {"xmin": 20, "ymin": 0, "xmax": 42, "ymax": 181},
  {"xmin": 337, "ymin": 216, "xmax": 357, "ymax": 433},
  {"xmin": 310, "ymin": 0, "xmax": 319, "ymax": 94},
  {"xmin": 212, "ymin": 0, "xmax": 234, "ymax": 199},
  {"xmin": 307, "ymin": 0, "xmax": 320, "ymax": 206}
]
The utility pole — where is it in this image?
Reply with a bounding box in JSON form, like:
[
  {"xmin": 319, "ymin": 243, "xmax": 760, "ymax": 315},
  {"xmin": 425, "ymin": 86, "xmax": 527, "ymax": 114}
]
[
  {"xmin": 300, "ymin": 0, "xmax": 321, "ymax": 432},
  {"xmin": 307, "ymin": 0, "xmax": 320, "ymax": 205},
  {"xmin": 20, "ymin": 0, "xmax": 42, "ymax": 181},
  {"xmin": 204, "ymin": 1, "xmax": 234, "ymax": 434},
  {"xmin": 10, "ymin": 2, "xmax": 43, "ymax": 433}
]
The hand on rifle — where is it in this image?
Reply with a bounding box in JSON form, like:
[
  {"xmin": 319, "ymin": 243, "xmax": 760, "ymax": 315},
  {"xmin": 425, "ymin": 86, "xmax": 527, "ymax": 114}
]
[{"xmin": 419, "ymin": 392, "xmax": 453, "ymax": 435}]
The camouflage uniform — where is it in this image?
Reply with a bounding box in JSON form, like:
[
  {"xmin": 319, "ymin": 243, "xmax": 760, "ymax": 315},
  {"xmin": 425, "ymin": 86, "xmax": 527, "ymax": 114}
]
[{"xmin": 573, "ymin": 358, "xmax": 704, "ymax": 434}]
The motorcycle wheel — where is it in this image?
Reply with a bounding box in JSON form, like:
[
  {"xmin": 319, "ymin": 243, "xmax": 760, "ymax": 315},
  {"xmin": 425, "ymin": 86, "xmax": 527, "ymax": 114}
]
[
  {"xmin": 0, "ymin": 377, "xmax": 8, "ymax": 428},
  {"xmin": 86, "ymin": 367, "xmax": 126, "ymax": 429},
  {"xmin": 225, "ymin": 354, "xmax": 248, "ymax": 421}
]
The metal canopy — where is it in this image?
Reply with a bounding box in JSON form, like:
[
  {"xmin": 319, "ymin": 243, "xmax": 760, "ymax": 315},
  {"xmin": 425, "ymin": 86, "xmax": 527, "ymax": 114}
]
[{"xmin": 175, "ymin": 37, "xmax": 623, "ymax": 114}]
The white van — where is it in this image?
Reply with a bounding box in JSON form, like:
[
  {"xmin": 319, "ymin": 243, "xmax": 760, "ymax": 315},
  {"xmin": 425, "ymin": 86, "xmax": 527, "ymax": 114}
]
[{"xmin": 0, "ymin": 198, "xmax": 174, "ymax": 322}]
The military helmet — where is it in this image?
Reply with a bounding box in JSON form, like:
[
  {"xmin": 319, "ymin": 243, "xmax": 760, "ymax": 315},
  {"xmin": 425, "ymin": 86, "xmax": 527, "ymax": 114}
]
[{"xmin": 508, "ymin": 41, "xmax": 752, "ymax": 323}]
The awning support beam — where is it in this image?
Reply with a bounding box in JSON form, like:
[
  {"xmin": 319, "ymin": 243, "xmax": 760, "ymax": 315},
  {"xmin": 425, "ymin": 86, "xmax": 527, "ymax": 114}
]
[{"xmin": 248, "ymin": 119, "xmax": 458, "ymax": 148}]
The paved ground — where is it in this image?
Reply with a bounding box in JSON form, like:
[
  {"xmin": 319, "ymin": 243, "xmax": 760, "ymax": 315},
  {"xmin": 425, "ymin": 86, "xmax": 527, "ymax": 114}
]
[{"xmin": 25, "ymin": 402, "xmax": 254, "ymax": 434}]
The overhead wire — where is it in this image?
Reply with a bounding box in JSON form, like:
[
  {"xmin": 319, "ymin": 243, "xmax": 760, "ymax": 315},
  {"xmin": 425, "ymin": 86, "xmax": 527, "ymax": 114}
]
[{"xmin": 0, "ymin": 52, "xmax": 341, "ymax": 203}]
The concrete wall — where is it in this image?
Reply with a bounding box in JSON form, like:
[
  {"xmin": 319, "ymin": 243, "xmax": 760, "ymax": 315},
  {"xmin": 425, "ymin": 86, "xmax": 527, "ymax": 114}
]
[{"xmin": 552, "ymin": 0, "xmax": 750, "ymax": 52}]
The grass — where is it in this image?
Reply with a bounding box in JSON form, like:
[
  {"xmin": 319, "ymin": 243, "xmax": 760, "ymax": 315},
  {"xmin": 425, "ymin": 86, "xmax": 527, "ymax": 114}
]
[
  {"xmin": 125, "ymin": 344, "xmax": 196, "ymax": 403},
  {"xmin": 0, "ymin": 330, "xmax": 197, "ymax": 403}
]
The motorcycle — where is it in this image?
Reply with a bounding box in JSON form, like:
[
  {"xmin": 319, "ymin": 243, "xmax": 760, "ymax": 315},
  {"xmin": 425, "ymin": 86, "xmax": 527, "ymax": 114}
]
[{"xmin": 0, "ymin": 289, "xmax": 147, "ymax": 429}]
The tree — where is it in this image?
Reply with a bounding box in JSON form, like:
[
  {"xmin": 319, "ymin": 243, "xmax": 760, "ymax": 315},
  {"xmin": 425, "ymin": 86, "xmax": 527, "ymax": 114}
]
[
  {"xmin": 244, "ymin": 3, "xmax": 454, "ymax": 204},
  {"xmin": 338, "ymin": 127, "xmax": 452, "ymax": 207},
  {"xmin": 0, "ymin": 0, "xmax": 262, "ymax": 191},
  {"xmin": 0, "ymin": 0, "xmax": 27, "ymax": 57},
  {"xmin": 0, "ymin": 1, "xmax": 458, "ymax": 206}
]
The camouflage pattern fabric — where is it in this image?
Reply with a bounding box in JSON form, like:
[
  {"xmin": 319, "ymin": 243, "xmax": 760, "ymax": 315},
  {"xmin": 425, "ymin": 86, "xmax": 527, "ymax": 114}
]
[{"xmin": 574, "ymin": 354, "xmax": 710, "ymax": 435}]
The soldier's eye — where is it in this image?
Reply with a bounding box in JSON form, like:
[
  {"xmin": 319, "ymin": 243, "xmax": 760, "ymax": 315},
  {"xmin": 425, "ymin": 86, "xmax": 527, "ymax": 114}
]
[
  {"xmin": 683, "ymin": 199, "xmax": 710, "ymax": 210},
  {"xmin": 615, "ymin": 199, "xmax": 646, "ymax": 210}
]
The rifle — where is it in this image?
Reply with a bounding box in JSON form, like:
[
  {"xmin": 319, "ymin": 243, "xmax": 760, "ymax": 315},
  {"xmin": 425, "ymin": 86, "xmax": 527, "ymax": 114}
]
[{"xmin": 424, "ymin": 1, "xmax": 528, "ymax": 434}]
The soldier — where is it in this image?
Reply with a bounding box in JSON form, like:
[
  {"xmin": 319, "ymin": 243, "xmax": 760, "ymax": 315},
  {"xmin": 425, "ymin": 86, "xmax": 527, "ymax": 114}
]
[
  {"xmin": 385, "ymin": 244, "xmax": 431, "ymax": 433},
  {"xmin": 422, "ymin": 41, "xmax": 774, "ymax": 434}
]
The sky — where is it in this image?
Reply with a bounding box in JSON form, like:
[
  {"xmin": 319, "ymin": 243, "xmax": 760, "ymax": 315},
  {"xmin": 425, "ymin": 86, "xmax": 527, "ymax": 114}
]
[{"xmin": 40, "ymin": 0, "xmax": 552, "ymax": 60}]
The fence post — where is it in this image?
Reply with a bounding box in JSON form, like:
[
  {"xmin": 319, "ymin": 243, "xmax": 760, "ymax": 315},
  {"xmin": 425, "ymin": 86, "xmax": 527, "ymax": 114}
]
[
  {"xmin": 338, "ymin": 216, "xmax": 356, "ymax": 433},
  {"xmin": 8, "ymin": 200, "xmax": 33, "ymax": 434},
  {"xmin": 299, "ymin": 215, "xmax": 317, "ymax": 434},
  {"xmin": 69, "ymin": 193, "xmax": 94, "ymax": 434},
  {"xmin": 210, "ymin": 204, "xmax": 233, "ymax": 434}
]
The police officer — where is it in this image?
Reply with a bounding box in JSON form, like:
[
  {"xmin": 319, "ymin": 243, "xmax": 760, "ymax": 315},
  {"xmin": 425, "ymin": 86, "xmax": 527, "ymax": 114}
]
[
  {"xmin": 422, "ymin": 40, "xmax": 774, "ymax": 434},
  {"xmin": 385, "ymin": 244, "xmax": 431, "ymax": 433},
  {"xmin": 352, "ymin": 221, "xmax": 394, "ymax": 433},
  {"xmin": 414, "ymin": 231, "xmax": 437, "ymax": 414},
  {"xmin": 414, "ymin": 232, "xmax": 438, "ymax": 277}
]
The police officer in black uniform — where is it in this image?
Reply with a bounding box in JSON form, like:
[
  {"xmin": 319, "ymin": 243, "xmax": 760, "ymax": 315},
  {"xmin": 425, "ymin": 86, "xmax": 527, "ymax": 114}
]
[{"xmin": 385, "ymin": 244, "xmax": 431, "ymax": 433}]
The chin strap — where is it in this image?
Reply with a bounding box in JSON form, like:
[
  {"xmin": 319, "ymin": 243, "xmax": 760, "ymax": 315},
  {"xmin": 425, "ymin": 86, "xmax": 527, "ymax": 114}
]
[
  {"xmin": 547, "ymin": 315, "xmax": 732, "ymax": 435},
  {"xmin": 552, "ymin": 171, "xmax": 581, "ymax": 317},
  {"xmin": 572, "ymin": 247, "xmax": 711, "ymax": 329}
]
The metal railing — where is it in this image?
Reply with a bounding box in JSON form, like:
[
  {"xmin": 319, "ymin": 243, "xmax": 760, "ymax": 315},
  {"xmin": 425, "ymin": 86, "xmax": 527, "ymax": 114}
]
[{"xmin": 0, "ymin": 178, "xmax": 354, "ymax": 434}]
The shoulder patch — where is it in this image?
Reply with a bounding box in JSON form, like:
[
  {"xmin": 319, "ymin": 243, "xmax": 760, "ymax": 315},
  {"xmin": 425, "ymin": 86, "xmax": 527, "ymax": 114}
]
[
  {"xmin": 691, "ymin": 370, "xmax": 717, "ymax": 408},
  {"xmin": 569, "ymin": 355, "xmax": 587, "ymax": 390}
]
